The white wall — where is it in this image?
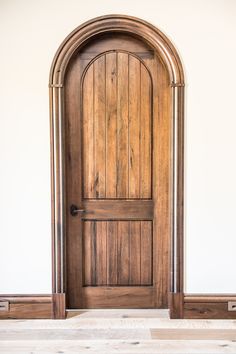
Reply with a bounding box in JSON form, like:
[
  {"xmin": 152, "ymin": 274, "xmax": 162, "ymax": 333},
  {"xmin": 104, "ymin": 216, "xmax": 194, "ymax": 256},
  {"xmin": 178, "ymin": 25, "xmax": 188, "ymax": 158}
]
[{"xmin": 1, "ymin": 0, "xmax": 236, "ymax": 294}]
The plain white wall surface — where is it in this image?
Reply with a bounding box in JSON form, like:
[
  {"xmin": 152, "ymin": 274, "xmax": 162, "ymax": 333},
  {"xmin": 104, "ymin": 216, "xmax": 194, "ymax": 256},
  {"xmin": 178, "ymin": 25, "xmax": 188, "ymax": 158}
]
[{"xmin": 0, "ymin": 0, "xmax": 236, "ymax": 294}]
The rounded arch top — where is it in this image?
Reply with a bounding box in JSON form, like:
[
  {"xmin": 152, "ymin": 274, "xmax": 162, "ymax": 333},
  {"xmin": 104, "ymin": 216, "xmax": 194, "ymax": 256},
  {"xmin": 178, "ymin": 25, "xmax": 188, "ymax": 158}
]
[{"xmin": 49, "ymin": 14, "xmax": 184, "ymax": 87}]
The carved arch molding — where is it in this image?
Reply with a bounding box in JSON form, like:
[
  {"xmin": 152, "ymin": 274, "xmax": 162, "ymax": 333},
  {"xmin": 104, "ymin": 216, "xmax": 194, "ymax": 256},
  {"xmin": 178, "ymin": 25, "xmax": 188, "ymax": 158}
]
[{"xmin": 49, "ymin": 15, "xmax": 184, "ymax": 319}]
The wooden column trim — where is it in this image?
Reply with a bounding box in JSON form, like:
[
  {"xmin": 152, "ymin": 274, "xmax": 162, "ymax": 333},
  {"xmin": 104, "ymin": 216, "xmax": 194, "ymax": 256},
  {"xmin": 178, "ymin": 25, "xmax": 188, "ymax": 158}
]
[
  {"xmin": 169, "ymin": 292, "xmax": 184, "ymax": 319},
  {"xmin": 52, "ymin": 293, "xmax": 66, "ymax": 319}
]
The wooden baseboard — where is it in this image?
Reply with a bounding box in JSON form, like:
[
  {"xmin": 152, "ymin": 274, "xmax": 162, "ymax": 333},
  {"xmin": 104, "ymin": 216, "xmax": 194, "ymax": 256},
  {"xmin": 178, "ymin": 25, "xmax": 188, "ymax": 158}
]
[
  {"xmin": 1, "ymin": 293, "xmax": 235, "ymax": 319},
  {"xmin": 0, "ymin": 295, "xmax": 52, "ymax": 319},
  {"xmin": 169, "ymin": 292, "xmax": 184, "ymax": 319},
  {"xmin": 184, "ymin": 294, "xmax": 236, "ymax": 319}
]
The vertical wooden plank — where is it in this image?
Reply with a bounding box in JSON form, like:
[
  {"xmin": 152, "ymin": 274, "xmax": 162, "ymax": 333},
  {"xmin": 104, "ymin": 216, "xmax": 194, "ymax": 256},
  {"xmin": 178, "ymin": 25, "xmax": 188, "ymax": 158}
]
[
  {"xmin": 117, "ymin": 221, "xmax": 130, "ymax": 285},
  {"xmin": 94, "ymin": 57, "xmax": 106, "ymax": 198},
  {"xmin": 129, "ymin": 55, "xmax": 140, "ymax": 198},
  {"xmin": 140, "ymin": 221, "xmax": 153, "ymax": 285},
  {"xmin": 140, "ymin": 64, "xmax": 152, "ymax": 198},
  {"xmin": 129, "ymin": 221, "xmax": 141, "ymax": 285},
  {"xmin": 152, "ymin": 55, "xmax": 171, "ymax": 307},
  {"xmin": 65, "ymin": 57, "xmax": 88, "ymax": 308},
  {"xmin": 117, "ymin": 52, "xmax": 129, "ymax": 198},
  {"xmin": 83, "ymin": 221, "xmax": 92, "ymax": 286},
  {"xmin": 106, "ymin": 53, "xmax": 117, "ymax": 198},
  {"xmin": 107, "ymin": 221, "xmax": 117, "ymax": 285},
  {"xmin": 91, "ymin": 221, "xmax": 97, "ymax": 286},
  {"xmin": 96, "ymin": 222, "xmax": 107, "ymax": 285},
  {"xmin": 82, "ymin": 65, "xmax": 94, "ymax": 198}
]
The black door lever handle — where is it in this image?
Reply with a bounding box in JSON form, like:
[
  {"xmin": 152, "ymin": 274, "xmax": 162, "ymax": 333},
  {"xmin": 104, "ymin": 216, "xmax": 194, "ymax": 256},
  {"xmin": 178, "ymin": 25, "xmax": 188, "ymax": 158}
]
[{"xmin": 70, "ymin": 204, "xmax": 85, "ymax": 216}]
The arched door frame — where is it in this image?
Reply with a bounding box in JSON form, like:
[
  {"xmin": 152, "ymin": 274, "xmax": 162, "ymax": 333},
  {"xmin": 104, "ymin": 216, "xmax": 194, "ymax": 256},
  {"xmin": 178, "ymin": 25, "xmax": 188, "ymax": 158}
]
[{"xmin": 49, "ymin": 15, "xmax": 184, "ymax": 319}]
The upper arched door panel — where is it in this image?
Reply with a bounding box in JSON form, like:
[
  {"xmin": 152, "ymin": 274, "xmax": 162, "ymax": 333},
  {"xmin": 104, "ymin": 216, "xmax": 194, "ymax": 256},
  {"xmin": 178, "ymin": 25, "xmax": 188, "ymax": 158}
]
[{"xmin": 82, "ymin": 51, "xmax": 152, "ymax": 199}]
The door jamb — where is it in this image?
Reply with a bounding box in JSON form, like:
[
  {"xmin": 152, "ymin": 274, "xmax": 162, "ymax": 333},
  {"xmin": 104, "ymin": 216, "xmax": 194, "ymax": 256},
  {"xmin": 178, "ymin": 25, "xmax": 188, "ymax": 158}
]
[{"xmin": 49, "ymin": 15, "xmax": 185, "ymax": 319}]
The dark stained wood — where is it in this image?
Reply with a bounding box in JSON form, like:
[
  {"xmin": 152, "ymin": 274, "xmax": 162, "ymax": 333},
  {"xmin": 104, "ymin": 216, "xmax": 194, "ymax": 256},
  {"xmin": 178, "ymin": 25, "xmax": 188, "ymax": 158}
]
[
  {"xmin": 83, "ymin": 64, "xmax": 94, "ymax": 198},
  {"xmin": 96, "ymin": 222, "xmax": 107, "ymax": 285},
  {"xmin": 82, "ymin": 220, "xmax": 153, "ymax": 292},
  {"xmin": 117, "ymin": 221, "xmax": 129, "ymax": 284},
  {"xmin": 154, "ymin": 56, "xmax": 172, "ymax": 308},
  {"xmin": 65, "ymin": 33, "xmax": 170, "ymax": 309},
  {"xmin": 184, "ymin": 302, "xmax": 236, "ymax": 319},
  {"xmin": 0, "ymin": 295, "xmax": 52, "ymax": 303},
  {"xmin": 65, "ymin": 52, "xmax": 86, "ymax": 309},
  {"xmin": 52, "ymin": 293, "xmax": 66, "ymax": 319},
  {"xmin": 82, "ymin": 287, "xmax": 155, "ymax": 308},
  {"xmin": 83, "ymin": 221, "xmax": 93, "ymax": 286},
  {"xmin": 0, "ymin": 296, "xmax": 52, "ymax": 319},
  {"xmin": 117, "ymin": 52, "xmax": 129, "ymax": 198},
  {"xmin": 169, "ymin": 292, "xmax": 184, "ymax": 319},
  {"xmin": 94, "ymin": 56, "xmax": 106, "ymax": 198},
  {"xmin": 106, "ymin": 52, "xmax": 117, "ymax": 198},
  {"xmin": 82, "ymin": 51, "xmax": 152, "ymax": 199},
  {"xmin": 140, "ymin": 65, "xmax": 152, "ymax": 198},
  {"xmin": 107, "ymin": 221, "xmax": 118, "ymax": 285},
  {"xmin": 185, "ymin": 294, "xmax": 236, "ymax": 303},
  {"xmin": 140, "ymin": 221, "xmax": 153, "ymax": 285},
  {"xmin": 183, "ymin": 294, "xmax": 236, "ymax": 319},
  {"xmin": 49, "ymin": 15, "xmax": 185, "ymax": 316},
  {"xmin": 129, "ymin": 221, "xmax": 141, "ymax": 285},
  {"xmin": 128, "ymin": 55, "xmax": 141, "ymax": 198},
  {"xmin": 82, "ymin": 200, "xmax": 153, "ymax": 219}
]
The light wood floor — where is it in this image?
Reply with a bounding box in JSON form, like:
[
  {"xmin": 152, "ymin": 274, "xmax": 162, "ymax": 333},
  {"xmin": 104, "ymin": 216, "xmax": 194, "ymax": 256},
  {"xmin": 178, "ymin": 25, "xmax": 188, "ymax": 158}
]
[{"xmin": 0, "ymin": 309, "xmax": 236, "ymax": 353}]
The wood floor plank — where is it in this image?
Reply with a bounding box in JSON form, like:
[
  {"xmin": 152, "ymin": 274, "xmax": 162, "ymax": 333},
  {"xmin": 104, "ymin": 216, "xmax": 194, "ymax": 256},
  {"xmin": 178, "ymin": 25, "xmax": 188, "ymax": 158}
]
[
  {"xmin": 151, "ymin": 328, "xmax": 236, "ymax": 340},
  {"xmin": 1, "ymin": 317, "xmax": 236, "ymax": 330},
  {"xmin": 0, "ymin": 339, "xmax": 236, "ymax": 353},
  {"xmin": 0, "ymin": 328, "xmax": 151, "ymax": 340}
]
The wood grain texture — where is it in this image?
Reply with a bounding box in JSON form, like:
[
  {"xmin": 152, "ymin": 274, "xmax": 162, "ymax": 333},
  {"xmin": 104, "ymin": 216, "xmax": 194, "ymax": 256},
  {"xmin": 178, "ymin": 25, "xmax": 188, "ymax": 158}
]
[
  {"xmin": 83, "ymin": 221, "xmax": 153, "ymax": 287},
  {"xmin": 52, "ymin": 293, "xmax": 66, "ymax": 319},
  {"xmin": 50, "ymin": 15, "xmax": 185, "ymax": 316},
  {"xmin": 183, "ymin": 295, "xmax": 236, "ymax": 319},
  {"xmin": 65, "ymin": 33, "xmax": 171, "ymax": 309},
  {"xmin": 82, "ymin": 287, "xmax": 155, "ymax": 308},
  {"xmin": 151, "ymin": 328, "xmax": 236, "ymax": 340},
  {"xmin": 169, "ymin": 292, "xmax": 184, "ymax": 319},
  {"xmin": 82, "ymin": 200, "xmax": 153, "ymax": 219},
  {"xmin": 184, "ymin": 302, "xmax": 236, "ymax": 319},
  {"xmin": 0, "ymin": 296, "xmax": 52, "ymax": 319},
  {"xmin": 82, "ymin": 51, "xmax": 152, "ymax": 199}
]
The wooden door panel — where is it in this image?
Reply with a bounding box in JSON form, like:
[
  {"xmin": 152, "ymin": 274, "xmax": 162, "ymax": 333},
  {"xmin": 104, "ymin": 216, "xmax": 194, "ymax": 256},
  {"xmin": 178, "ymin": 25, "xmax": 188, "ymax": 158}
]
[
  {"xmin": 116, "ymin": 52, "xmax": 129, "ymax": 198},
  {"xmin": 65, "ymin": 33, "xmax": 171, "ymax": 309},
  {"xmin": 83, "ymin": 221, "xmax": 153, "ymax": 286},
  {"xmin": 82, "ymin": 200, "xmax": 153, "ymax": 219},
  {"xmin": 82, "ymin": 51, "xmax": 152, "ymax": 199}
]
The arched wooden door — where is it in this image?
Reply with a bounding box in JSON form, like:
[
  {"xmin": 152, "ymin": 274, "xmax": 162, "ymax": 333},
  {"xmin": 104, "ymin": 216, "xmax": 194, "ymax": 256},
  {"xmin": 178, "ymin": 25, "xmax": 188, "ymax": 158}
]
[
  {"xmin": 50, "ymin": 15, "xmax": 184, "ymax": 317},
  {"xmin": 65, "ymin": 33, "xmax": 171, "ymax": 308}
]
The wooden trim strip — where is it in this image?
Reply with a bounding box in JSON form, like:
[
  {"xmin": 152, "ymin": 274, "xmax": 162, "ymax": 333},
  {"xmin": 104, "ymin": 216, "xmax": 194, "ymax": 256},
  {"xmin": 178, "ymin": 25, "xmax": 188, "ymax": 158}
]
[
  {"xmin": 0, "ymin": 295, "xmax": 53, "ymax": 319},
  {"xmin": 185, "ymin": 294, "xmax": 236, "ymax": 303},
  {"xmin": 53, "ymin": 293, "xmax": 66, "ymax": 319},
  {"xmin": 183, "ymin": 294, "xmax": 236, "ymax": 319},
  {"xmin": 0, "ymin": 295, "xmax": 52, "ymax": 304}
]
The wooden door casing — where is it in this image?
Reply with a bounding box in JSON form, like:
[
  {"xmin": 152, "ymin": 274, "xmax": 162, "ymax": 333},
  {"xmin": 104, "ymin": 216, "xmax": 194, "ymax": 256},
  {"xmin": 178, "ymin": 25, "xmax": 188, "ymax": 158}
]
[
  {"xmin": 65, "ymin": 33, "xmax": 171, "ymax": 309},
  {"xmin": 50, "ymin": 15, "xmax": 185, "ymax": 318}
]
